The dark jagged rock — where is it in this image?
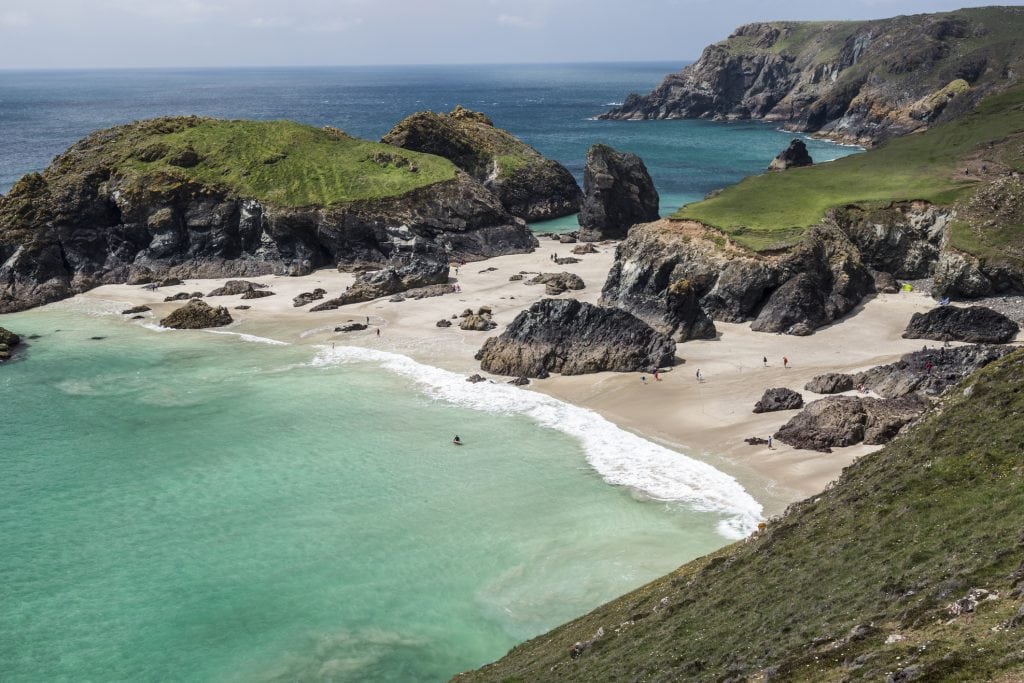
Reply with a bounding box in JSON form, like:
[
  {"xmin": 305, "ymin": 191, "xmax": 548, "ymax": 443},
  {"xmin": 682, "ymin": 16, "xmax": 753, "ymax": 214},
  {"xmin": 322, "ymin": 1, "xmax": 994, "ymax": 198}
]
[
  {"xmin": 335, "ymin": 323, "xmax": 367, "ymax": 332},
  {"xmin": 0, "ymin": 118, "xmax": 537, "ymax": 314},
  {"xmin": 311, "ymin": 255, "xmax": 449, "ymax": 311},
  {"xmin": 577, "ymin": 144, "xmax": 660, "ymax": 241},
  {"xmin": 852, "ymin": 344, "xmax": 1014, "ymax": 398},
  {"xmin": 292, "ymin": 289, "xmax": 327, "ymax": 307},
  {"xmin": 873, "ymin": 270, "xmax": 900, "ymax": 294},
  {"xmin": 508, "ymin": 274, "xmax": 524, "ymax": 282},
  {"xmin": 744, "ymin": 436, "xmax": 770, "ymax": 446},
  {"xmin": 130, "ymin": 315, "xmax": 145, "ymax": 320},
  {"xmin": 159, "ymin": 299, "xmax": 233, "ymax": 329},
  {"xmin": 529, "ymin": 272, "xmax": 585, "ymax": 295},
  {"xmin": 558, "ymin": 234, "xmax": 577, "ymax": 244},
  {"xmin": 554, "ymin": 257, "xmax": 581, "ymax": 265},
  {"xmin": 663, "ymin": 278, "xmax": 717, "ymax": 342},
  {"xmin": 234, "ymin": 305, "xmax": 250, "ymax": 310},
  {"xmin": 475, "ymin": 298, "xmax": 676, "ymax": 377},
  {"xmin": 436, "ymin": 319, "xmax": 453, "ymax": 328},
  {"xmin": 158, "ymin": 277, "xmax": 182, "ymax": 287},
  {"xmin": 572, "ymin": 243, "xmax": 598, "ymax": 255},
  {"xmin": 753, "ymin": 387, "xmax": 804, "ymax": 413},
  {"xmin": 805, "ymin": 373, "xmax": 855, "ymax": 394},
  {"xmin": 405, "ymin": 283, "xmax": 455, "ymax": 299},
  {"xmin": 207, "ymin": 280, "xmax": 266, "ymax": 297},
  {"xmin": 902, "ymin": 305, "xmax": 1019, "ymax": 343},
  {"xmin": 769, "ymin": 140, "xmax": 813, "ymax": 171},
  {"xmin": 163, "ymin": 292, "xmax": 193, "ymax": 302},
  {"xmin": 775, "ymin": 395, "xmax": 927, "ymax": 452},
  {"xmin": 121, "ymin": 305, "xmax": 151, "ymax": 315},
  {"xmin": 508, "ymin": 376, "xmax": 530, "ymax": 386},
  {"xmin": 381, "ymin": 106, "xmax": 581, "ymax": 222},
  {"xmin": 466, "ymin": 373, "xmax": 486, "ymax": 383},
  {"xmin": 240, "ymin": 289, "xmax": 274, "ymax": 300},
  {"xmin": 460, "ymin": 314, "xmax": 496, "ymax": 331},
  {"xmin": 0, "ymin": 326, "xmax": 21, "ymax": 362},
  {"xmin": 600, "ymin": 10, "xmax": 1023, "ymax": 146}
]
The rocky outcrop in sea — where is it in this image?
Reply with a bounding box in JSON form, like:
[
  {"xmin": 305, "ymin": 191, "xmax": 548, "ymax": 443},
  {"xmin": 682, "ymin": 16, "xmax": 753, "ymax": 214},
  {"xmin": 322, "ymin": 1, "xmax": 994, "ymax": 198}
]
[
  {"xmin": 577, "ymin": 144, "xmax": 660, "ymax": 241},
  {"xmin": 159, "ymin": 299, "xmax": 233, "ymax": 329},
  {"xmin": 0, "ymin": 326, "xmax": 21, "ymax": 362},
  {"xmin": 381, "ymin": 106, "xmax": 582, "ymax": 222},
  {"xmin": 475, "ymin": 298, "xmax": 676, "ymax": 377}
]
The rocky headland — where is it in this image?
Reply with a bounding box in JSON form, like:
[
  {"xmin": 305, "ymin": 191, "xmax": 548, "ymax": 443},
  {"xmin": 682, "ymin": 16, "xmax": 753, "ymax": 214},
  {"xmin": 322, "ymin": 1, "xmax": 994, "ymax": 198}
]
[
  {"xmin": 0, "ymin": 116, "xmax": 537, "ymax": 314},
  {"xmin": 600, "ymin": 7, "xmax": 1024, "ymax": 146},
  {"xmin": 381, "ymin": 106, "xmax": 581, "ymax": 222}
]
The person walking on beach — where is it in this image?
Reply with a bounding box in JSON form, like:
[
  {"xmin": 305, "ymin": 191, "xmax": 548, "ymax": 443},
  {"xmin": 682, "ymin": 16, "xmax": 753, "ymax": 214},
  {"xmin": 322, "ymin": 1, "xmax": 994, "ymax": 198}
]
[
  {"xmin": 366, "ymin": 316, "xmax": 370, "ymax": 324},
  {"xmin": 783, "ymin": 356, "xmax": 789, "ymax": 369},
  {"xmin": 376, "ymin": 328, "xmax": 381, "ymax": 337},
  {"xmin": 767, "ymin": 435, "xmax": 773, "ymax": 449},
  {"xmin": 640, "ymin": 375, "xmax": 647, "ymax": 384},
  {"xmin": 695, "ymin": 368, "xmax": 702, "ymax": 383},
  {"xmin": 762, "ymin": 356, "xmax": 768, "ymax": 367},
  {"xmin": 653, "ymin": 368, "xmax": 661, "ymax": 381}
]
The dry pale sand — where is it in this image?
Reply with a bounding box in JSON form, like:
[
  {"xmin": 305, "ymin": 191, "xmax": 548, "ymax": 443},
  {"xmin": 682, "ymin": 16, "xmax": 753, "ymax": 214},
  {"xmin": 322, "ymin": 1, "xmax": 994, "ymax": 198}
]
[{"xmin": 78, "ymin": 237, "xmax": 961, "ymax": 516}]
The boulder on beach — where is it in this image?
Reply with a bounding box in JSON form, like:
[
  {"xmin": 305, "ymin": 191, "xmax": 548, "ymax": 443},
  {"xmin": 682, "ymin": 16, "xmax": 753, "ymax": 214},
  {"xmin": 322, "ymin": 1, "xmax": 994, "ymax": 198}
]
[
  {"xmin": 207, "ymin": 280, "xmax": 266, "ymax": 297},
  {"xmin": 311, "ymin": 255, "xmax": 449, "ymax": 311},
  {"xmin": 475, "ymin": 298, "xmax": 676, "ymax": 377},
  {"xmin": 775, "ymin": 395, "xmax": 927, "ymax": 452},
  {"xmin": 335, "ymin": 323, "xmax": 367, "ymax": 332},
  {"xmin": 753, "ymin": 388, "xmax": 804, "ymax": 413},
  {"xmin": 121, "ymin": 305, "xmax": 152, "ymax": 315},
  {"xmin": 529, "ymin": 272, "xmax": 585, "ymax": 295},
  {"xmin": 902, "ymin": 305, "xmax": 1019, "ymax": 344},
  {"xmin": 805, "ymin": 372, "xmax": 855, "ymax": 394},
  {"xmin": 159, "ymin": 299, "xmax": 233, "ymax": 329},
  {"xmin": 240, "ymin": 289, "xmax": 275, "ymax": 300},
  {"xmin": 460, "ymin": 314, "xmax": 497, "ymax": 331},
  {"xmin": 293, "ymin": 289, "xmax": 327, "ymax": 307}
]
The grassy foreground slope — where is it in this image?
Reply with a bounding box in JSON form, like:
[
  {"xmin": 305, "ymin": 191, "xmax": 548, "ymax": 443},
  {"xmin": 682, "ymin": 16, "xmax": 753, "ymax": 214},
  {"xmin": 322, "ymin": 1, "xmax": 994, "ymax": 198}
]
[
  {"xmin": 676, "ymin": 84, "xmax": 1024, "ymax": 251},
  {"xmin": 461, "ymin": 350, "xmax": 1024, "ymax": 682},
  {"xmin": 54, "ymin": 116, "xmax": 457, "ymax": 208}
]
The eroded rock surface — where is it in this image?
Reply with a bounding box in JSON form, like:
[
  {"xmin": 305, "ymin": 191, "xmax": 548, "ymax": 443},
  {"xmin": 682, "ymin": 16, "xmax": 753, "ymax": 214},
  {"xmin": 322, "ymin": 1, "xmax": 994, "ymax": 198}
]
[
  {"xmin": 775, "ymin": 395, "xmax": 927, "ymax": 452},
  {"xmin": 159, "ymin": 299, "xmax": 233, "ymax": 329},
  {"xmin": 753, "ymin": 387, "xmax": 804, "ymax": 413},
  {"xmin": 903, "ymin": 305, "xmax": 1019, "ymax": 343},
  {"xmin": 578, "ymin": 144, "xmax": 659, "ymax": 241}
]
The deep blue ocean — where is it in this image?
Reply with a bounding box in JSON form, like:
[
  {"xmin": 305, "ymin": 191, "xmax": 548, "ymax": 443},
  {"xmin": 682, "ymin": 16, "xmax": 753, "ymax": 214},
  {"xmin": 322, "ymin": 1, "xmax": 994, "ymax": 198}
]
[{"xmin": 0, "ymin": 64, "xmax": 858, "ymax": 683}]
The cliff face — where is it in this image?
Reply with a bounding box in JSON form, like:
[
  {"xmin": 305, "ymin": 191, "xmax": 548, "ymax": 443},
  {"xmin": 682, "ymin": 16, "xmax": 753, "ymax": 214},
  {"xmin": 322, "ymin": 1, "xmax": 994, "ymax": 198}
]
[
  {"xmin": 601, "ymin": 7, "xmax": 1024, "ymax": 145},
  {"xmin": 602, "ymin": 202, "xmax": 957, "ymax": 337},
  {"xmin": 382, "ymin": 106, "xmax": 582, "ymax": 222},
  {"xmin": 0, "ymin": 117, "xmax": 537, "ymax": 313}
]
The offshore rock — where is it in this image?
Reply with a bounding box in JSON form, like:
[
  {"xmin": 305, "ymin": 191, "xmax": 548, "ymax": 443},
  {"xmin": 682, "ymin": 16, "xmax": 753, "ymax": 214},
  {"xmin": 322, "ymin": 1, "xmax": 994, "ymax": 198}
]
[
  {"xmin": 382, "ymin": 106, "xmax": 581, "ymax": 222},
  {"xmin": 768, "ymin": 139, "xmax": 813, "ymax": 171},
  {"xmin": 902, "ymin": 305, "xmax": 1019, "ymax": 343},
  {"xmin": 775, "ymin": 395, "xmax": 927, "ymax": 452},
  {"xmin": 0, "ymin": 326, "xmax": 21, "ymax": 362},
  {"xmin": 476, "ymin": 298, "xmax": 676, "ymax": 377},
  {"xmin": 159, "ymin": 299, "xmax": 233, "ymax": 329},
  {"xmin": 753, "ymin": 387, "xmax": 804, "ymax": 413},
  {"xmin": 578, "ymin": 144, "xmax": 660, "ymax": 241}
]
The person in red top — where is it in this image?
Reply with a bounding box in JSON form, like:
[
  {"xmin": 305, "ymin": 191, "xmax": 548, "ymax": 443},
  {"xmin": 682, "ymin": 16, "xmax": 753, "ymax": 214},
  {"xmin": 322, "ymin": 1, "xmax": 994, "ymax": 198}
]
[{"xmin": 783, "ymin": 356, "xmax": 789, "ymax": 368}]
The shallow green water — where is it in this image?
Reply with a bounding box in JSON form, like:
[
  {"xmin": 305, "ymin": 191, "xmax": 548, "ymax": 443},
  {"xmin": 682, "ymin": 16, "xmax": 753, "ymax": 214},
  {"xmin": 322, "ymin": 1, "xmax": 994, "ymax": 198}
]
[{"xmin": 1, "ymin": 307, "xmax": 759, "ymax": 682}]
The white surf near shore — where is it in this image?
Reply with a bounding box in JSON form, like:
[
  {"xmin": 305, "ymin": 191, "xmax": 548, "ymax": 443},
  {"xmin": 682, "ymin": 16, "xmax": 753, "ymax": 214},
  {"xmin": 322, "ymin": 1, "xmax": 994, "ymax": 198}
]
[{"xmin": 312, "ymin": 344, "xmax": 764, "ymax": 538}]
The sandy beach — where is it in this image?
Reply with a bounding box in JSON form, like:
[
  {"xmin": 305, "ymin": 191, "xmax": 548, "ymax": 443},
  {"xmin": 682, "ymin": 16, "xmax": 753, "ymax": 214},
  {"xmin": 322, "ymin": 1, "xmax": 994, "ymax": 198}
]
[{"xmin": 76, "ymin": 238, "xmax": 979, "ymax": 516}]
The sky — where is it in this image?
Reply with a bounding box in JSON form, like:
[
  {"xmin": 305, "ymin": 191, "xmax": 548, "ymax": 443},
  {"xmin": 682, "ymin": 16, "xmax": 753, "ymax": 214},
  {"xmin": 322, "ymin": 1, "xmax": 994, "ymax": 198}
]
[{"xmin": 1, "ymin": 0, "xmax": 1022, "ymax": 69}]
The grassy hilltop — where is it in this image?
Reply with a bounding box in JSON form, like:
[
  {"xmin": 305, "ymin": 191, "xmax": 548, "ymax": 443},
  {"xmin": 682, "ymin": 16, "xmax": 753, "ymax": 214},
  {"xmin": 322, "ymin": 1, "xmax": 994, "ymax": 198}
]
[
  {"xmin": 47, "ymin": 116, "xmax": 457, "ymax": 208},
  {"xmin": 460, "ymin": 349, "xmax": 1024, "ymax": 682},
  {"xmin": 676, "ymin": 83, "xmax": 1024, "ymax": 253}
]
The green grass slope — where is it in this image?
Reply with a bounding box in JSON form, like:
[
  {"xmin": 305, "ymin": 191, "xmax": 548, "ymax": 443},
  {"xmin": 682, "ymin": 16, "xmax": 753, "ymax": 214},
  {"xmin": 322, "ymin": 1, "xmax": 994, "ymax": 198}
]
[
  {"xmin": 676, "ymin": 84, "xmax": 1024, "ymax": 252},
  {"xmin": 460, "ymin": 349, "xmax": 1024, "ymax": 682},
  {"xmin": 54, "ymin": 116, "xmax": 457, "ymax": 208}
]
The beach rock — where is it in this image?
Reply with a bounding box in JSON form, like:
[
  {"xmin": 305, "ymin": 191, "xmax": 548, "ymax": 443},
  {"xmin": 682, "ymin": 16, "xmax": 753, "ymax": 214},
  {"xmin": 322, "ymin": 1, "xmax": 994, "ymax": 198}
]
[
  {"xmin": 0, "ymin": 327, "xmax": 21, "ymax": 362},
  {"xmin": 775, "ymin": 395, "xmax": 927, "ymax": 452},
  {"xmin": 873, "ymin": 270, "xmax": 900, "ymax": 294},
  {"xmin": 554, "ymin": 257, "xmax": 581, "ymax": 265},
  {"xmin": 234, "ymin": 305, "xmax": 251, "ymax": 310},
  {"xmin": 529, "ymin": 272, "xmax": 585, "ymax": 295},
  {"xmin": 744, "ymin": 437, "xmax": 770, "ymax": 446},
  {"xmin": 121, "ymin": 305, "xmax": 152, "ymax": 315},
  {"xmin": 130, "ymin": 315, "xmax": 145, "ymax": 320},
  {"xmin": 436, "ymin": 319, "xmax": 453, "ymax": 328},
  {"xmin": 240, "ymin": 289, "xmax": 275, "ymax": 300},
  {"xmin": 572, "ymin": 243, "xmax": 598, "ymax": 255},
  {"xmin": 476, "ymin": 298, "xmax": 676, "ymax": 377},
  {"xmin": 466, "ymin": 374, "xmax": 486, "ymax": 383},
  {"xmin": 508, "ymin": 376, "xmax": 530, "ymax": 386},
  {"xmin": 312, "ymin": 255, "xmax": 450, "ymax": 311},
  {"xmin": 768, "ymin": 139, "xmax": 813, "ymax": 171},
  {"xmin": 159, "ymin": 299, "xmax": 233, "ymax": 329},
  {"xmin": 852, "ymin": 343, "xmax": 1014, "ymax": 398},
  {"xmin": 578, "ymin": 144, "xmax": 659, "ymax": 241},
  {"xmin": 292, "ymin": 289, "xmax": 327, "ymax": 307},
  {"xmin": 459, "ymin": 314, "xmax": 497, "ymax": 331},
  {"xmin": 381, "ymin": 106, "xmax": 582, "ymax": 222},
  {"xmin": 753, "ymin": 388, "xmax": 804, "ymax": 413},
  {"xmin": 558, "ymin": 234, "xmax": 577, "ymax": 244},
  {"xmin": 664, "ymin": 278, "xmax": 717, "ymax": 342},
  {"xmin": 902, "ymin": 305, "xmax": 1019, "ymax": 343},
  {"xmin": 509, "ymin": 274, "xmax": 524, "ymax": 281},
  {"xmin": 158, "ymin": 277, "xmax": 183, "ymax": 287},
  {"xmin": 164, "ymin": 292, "xmax": 191, "ymax": 302},
  {"xmin": 207, "ymin": 280, "xmax": 265, "ymax": 297},
  {"xmin": 405, "ymin": 283, "xmax": 455, "ymax": 300},
  {"xmin": 335, "ymin": 323, "xmax": 367, "ymax": 332},
  {"xmin": 805, "ymin": 373, "xmax": 855, "ymax": 394},
  {"xmin": 477, "ymin": 306, "xmax": 492, "ymax": 315},
  {"xmin": 389, "ymin": 295, "xmax": 406, "ymax": 302}
]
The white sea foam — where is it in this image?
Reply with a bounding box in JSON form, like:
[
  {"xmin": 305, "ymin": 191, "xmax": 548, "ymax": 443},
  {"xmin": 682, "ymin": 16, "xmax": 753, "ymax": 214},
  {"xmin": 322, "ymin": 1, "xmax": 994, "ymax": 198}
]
[
  {"xmin": 605, "ymin": 101, "xmax": 624, "ymax": 106},
  {"xmin": 311, "ymin": 345, "xmax": 763, "ymax": 538},
  {"xmin": 203, "ymin": 330, "xmax": 291, "ymax": 346}
]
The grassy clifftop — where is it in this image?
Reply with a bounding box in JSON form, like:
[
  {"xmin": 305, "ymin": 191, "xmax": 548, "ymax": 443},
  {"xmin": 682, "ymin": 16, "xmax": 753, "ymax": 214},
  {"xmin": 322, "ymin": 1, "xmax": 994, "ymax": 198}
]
[
  {"xmin": 49, "ymin": 116, "xmax": 457, "ymax": 208},
  {"xmin": 460, "ymin": 349, "xmax": 1024, "ymax": 682},
  {"xmin": 676, "ymin": 83, "xmax": 1024, "ymax": 252}
]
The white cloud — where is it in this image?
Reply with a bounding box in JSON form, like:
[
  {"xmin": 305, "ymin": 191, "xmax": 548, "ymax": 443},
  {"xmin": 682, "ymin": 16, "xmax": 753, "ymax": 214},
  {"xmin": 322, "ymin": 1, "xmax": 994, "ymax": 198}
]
[
  {"xmin": 0, "ymin": 10, "xmax": 31, "ymax": 28},
  {"xmin": 102, "ymin": 0, "xmax": 225, "ymax": 23},
  {"xmin": 301, "ymin": 17, "xmax": 363, "ymax": 32},
  {"xmin": 497, "ymin": 13, "xmax": 538, "ymax": 28},
  {"xmin": 248, "ymin": 16, "xmax": 295, "ymax": 29}
]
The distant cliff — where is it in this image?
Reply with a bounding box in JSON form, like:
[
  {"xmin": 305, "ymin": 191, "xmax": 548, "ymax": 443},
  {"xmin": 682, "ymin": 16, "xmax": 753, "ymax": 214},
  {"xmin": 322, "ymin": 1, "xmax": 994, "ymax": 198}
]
[
  {"xmin": 601, "ymin": 7, "xmax": 1024, "ymax": 146},
  {"xmin": 0, "ymin": 116, "xmax": 537, "ymax": 313}
]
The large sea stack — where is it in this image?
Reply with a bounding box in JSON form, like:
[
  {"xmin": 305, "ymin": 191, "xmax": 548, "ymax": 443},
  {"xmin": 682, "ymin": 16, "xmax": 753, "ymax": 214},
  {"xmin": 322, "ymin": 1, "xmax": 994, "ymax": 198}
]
[
  {"xmin": 0, "ymin": 116, "xmax": 537, "ymax": 313},
  {"xmin": 381, "ymin": 106, "xmax": 582, "ymax": 222},
  {"xmin": 577, "ymin": 144, "xmax": 659, "ymax": 241}
]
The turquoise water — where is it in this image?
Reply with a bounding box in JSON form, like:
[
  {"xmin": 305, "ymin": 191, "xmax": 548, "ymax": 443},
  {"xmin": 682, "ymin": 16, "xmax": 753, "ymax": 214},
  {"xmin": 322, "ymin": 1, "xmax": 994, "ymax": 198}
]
[{"xmin": 1, "ymin": 306, "xmax": 756, "ymax": 681}]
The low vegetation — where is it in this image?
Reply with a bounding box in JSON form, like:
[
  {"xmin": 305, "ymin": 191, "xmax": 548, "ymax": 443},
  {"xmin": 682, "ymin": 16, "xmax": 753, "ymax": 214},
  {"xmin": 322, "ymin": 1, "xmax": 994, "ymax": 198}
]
[{"xmin": 460, "ymin": 349, "xmax": 1024, "ymax": 682}]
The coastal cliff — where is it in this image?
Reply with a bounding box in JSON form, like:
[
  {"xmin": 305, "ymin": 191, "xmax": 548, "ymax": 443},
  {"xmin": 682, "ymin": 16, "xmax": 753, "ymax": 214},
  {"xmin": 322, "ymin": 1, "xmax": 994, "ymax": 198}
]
[
  {"xmin": 0, "ymin": 116, "xmax": 537, "ymax": 313},
  {"xmin": 382, "ymin": 106, "xmax": 582, "ymax": 222},
  {"xmin": 601, "ymin": 7, "xmax": 1024, "ymax": 146}
]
